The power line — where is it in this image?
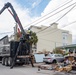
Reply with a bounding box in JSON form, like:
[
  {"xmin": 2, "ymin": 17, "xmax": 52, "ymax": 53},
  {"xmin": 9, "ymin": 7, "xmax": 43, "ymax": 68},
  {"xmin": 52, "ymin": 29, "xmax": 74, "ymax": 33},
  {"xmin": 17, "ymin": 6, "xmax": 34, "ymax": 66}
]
[
  {"xmin": 3, "ymin": 2, "xmax": 76, "ymax": 34},
  {"xmin": 37, "ymin": 20, "xmax": 76, "ymax": 37},
  {"xmin": 0, "ymin": 0, "xmax": 74, "ymax": 35},
  {"xmin": 62, "ymin": 21, "xmax": 76, "ymax": 28},
  {"xmin": 38, "ymin": 2, "xmax": 76, "ymax": 25},
  {"xmin": 24, "ymin": 0, "xmax": 73, "ymax": 28},
  {"xmin": 0, "ymin": 17, "xmax": 76, "ymax": 36},
  {"xmin": 36, "ymin": 26, "xmax": 50, "ymax": 34},
  {"xmin": 38, "ymin": 28, "xmax": 58, "ymax": 36},
  {"xmin": 36, "ymin": 24, "xmax": 58, "ymax": 34},
  {"xmin": 55, "ymin": 4, "xmax": 76, "ymax": 22},
  {"xmin": 36, "ymin": 2, "xmax": 76, "ymax": 34},
  {"xmin": 0, "ymin": 31, "xmax": 13, "ymax": 34}
]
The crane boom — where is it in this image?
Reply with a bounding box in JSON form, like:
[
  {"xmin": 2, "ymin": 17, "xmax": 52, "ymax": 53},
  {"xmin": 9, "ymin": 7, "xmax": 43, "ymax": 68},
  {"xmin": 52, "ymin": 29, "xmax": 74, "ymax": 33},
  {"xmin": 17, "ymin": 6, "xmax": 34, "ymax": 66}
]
[{"xmin": 0, "ymin": 2, "xmax": 26, "ymax": 38}]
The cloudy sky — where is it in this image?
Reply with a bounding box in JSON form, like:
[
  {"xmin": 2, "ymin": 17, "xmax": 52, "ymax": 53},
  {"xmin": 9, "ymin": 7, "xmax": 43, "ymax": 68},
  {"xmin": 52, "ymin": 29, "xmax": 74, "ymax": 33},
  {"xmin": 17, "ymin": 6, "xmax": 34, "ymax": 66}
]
[{"xmin": 0, "ymin": 0, "xmax": 76, "ymax": 43}]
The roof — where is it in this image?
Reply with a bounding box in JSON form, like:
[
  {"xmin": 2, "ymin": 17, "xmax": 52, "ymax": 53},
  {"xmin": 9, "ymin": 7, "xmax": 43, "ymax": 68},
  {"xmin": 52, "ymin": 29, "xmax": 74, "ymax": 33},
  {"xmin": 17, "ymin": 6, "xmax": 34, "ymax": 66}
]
[
  {"xmin": 0, "ymin": 35, "xmax": 8, "ymax": 41},
  {"xmin": 29, "ymin": 25, "xmax": 41, "ymax": 29},
  {"xmin": 57, "ymin": 44, "xmax": 76, "ymax": 49}
]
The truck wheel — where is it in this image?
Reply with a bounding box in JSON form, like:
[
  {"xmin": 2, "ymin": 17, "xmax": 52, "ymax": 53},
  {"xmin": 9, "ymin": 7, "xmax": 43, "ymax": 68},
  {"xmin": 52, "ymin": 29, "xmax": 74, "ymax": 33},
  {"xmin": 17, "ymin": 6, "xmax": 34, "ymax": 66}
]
[
  {"xmin": 8, "ymin": 57, "xmax": 12, "ymax": 66},
  {"xmin": 5, "ymin": 58, "xmax": 8, "ymax": 66},
  {"xmin": 2, "ymin": 58, "xmax": 5, "ymax": 65},
  {"xmin": 45, "ymin": 62, "xmax": 49, "ymax": 64}
]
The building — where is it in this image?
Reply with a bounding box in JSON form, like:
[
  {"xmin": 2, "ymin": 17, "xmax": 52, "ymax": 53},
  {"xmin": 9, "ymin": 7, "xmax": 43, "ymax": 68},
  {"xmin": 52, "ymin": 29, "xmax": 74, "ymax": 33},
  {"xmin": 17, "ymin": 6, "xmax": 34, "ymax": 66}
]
[
  {"xmin": 29, "ymin": 23, "xmax": 72, "ymax": 52},
  {"xmin": 57, "ymin": 44, "xmax": 76, "ymax": 56},
  {"xmin": 0, "ymin": 35, "xmax": 9, "ymax": 45},
  {"xmin": 9, "ymin": 35, "xmax": 14, "ymax": 41},
  {"xmin": 0, "ymin": 35, "xmax": 9, "ymax": 55}
]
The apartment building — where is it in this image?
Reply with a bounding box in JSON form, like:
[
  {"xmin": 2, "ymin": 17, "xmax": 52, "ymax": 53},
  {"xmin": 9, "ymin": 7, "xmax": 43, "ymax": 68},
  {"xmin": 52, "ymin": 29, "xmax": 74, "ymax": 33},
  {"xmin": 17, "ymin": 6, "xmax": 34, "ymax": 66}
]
[{"xmin": 29, "ymin": 23, "xmax": 72, "ymax": 52}]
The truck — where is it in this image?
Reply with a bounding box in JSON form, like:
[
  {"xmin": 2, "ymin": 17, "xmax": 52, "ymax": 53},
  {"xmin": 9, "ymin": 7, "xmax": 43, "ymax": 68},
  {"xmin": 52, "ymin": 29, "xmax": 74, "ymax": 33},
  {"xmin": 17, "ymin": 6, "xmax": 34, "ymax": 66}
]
[{"xmin": 0, "ymin": 2, "xmax": 34, "ymax": 68}]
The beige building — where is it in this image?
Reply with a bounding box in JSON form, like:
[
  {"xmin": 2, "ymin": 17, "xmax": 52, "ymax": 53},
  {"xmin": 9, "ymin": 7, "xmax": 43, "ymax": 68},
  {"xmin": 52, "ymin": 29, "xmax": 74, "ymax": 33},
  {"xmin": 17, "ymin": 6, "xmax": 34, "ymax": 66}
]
[{"xmin": 29, "ymin": 23, "xmax": 72, "ymax": 52}]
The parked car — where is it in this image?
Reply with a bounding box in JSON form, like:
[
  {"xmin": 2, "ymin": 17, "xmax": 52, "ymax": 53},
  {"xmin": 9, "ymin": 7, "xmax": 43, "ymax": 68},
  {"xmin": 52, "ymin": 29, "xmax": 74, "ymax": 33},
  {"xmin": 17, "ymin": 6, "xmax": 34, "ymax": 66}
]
[{"xmin": 43, "ymin": 54, "xmax": 64, "ymax": 64}]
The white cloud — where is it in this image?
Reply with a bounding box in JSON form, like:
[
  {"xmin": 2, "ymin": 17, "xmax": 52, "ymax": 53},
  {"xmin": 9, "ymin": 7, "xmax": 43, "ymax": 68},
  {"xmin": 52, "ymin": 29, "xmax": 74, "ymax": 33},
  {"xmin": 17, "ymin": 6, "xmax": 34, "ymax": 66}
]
[
  {"xmin": 40, "ymin": 0, "xmax": 76, "ymax": 44},
  {"xmin": 33, "ymin": 0, "xmax": 71, "ymax": 26},
  {"xmin": 32, "ymin": 0, "xmax": 42, "ymax": 8},
  {"xmin": 32, "ymin": 2, "xmax": 36, "ymax": 8},
  {"xmin": 0, "ymin": 0, "xmax": 32, "ymax": 38}
]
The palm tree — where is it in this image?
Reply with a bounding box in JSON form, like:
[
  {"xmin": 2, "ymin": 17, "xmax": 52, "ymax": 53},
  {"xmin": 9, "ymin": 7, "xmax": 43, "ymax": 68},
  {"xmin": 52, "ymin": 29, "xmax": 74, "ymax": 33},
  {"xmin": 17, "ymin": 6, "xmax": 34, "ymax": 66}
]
[
  {"xmin": 29, "ymin": 31, "xmax": 38, "ymax": 45},
  {"xmin": 16, "ymin": 30, "xmax": 38, "ymax": 53},
  {"xmin": 28, "ymin": 31, "xmax": 38, "ymax": 53}
]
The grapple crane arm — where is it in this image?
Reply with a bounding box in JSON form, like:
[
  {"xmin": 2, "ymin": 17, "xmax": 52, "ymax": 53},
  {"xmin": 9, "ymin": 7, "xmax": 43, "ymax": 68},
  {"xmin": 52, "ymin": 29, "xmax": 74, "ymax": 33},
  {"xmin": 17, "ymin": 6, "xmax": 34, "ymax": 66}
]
[{"xmin": 0, "ymin": 2, "xmax": 26, "ymax": 38}]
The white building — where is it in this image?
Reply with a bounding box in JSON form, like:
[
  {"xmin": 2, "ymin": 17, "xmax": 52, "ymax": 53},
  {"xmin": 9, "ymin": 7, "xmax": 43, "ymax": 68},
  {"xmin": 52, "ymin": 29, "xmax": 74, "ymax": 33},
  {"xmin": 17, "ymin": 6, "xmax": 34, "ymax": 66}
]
[
  {"xmin": 0, "ymin": 35, "xmax": 9, "ymax": 45},
  {"xmin": 29, "ymin": 23, "xmax": 72, "ymax": 52}
]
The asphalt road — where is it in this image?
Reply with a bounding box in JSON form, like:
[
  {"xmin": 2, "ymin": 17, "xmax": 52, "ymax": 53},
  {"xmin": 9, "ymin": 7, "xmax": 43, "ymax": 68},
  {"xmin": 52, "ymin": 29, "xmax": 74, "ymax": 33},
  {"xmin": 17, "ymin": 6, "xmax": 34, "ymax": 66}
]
[
  {"xmin": 0, "ymin": 62, "xmax": 76, "ymax": 75},
  {"xmin": 0, "ymin": 63, "xmax": 54, "ymax": 75}
]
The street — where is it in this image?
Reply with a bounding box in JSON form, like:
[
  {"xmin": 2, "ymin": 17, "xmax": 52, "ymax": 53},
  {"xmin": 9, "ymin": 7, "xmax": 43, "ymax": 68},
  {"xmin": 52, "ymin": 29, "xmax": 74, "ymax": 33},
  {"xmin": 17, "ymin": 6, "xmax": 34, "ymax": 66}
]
[
  {"xmin": 0, "ymin": 62, "xmax": 76, "ymax": 75},
  {"xmin": 0, "ymin": 63, "xmax": 54, "ymax": 75}
]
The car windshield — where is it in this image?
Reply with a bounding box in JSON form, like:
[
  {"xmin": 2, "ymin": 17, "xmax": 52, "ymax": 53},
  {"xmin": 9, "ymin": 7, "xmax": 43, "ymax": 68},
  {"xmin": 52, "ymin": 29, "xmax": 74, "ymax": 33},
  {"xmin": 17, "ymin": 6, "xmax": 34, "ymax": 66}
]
[
  {"xmin": 47, "ymin": 54, "xmax": 63, "ymax": 57},
  {"xmin": 55, "ymin": 54, "xmax": 63, "ymax": 57},
  {"xmin": 48, "ymin": 54, "xmax": 54, "ymax": 57}
]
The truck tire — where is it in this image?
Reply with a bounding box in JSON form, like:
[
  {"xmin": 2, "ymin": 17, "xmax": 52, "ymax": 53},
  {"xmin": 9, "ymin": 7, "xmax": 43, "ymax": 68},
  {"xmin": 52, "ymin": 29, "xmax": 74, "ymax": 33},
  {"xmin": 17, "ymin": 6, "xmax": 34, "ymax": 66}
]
[
  {"xmin": 8, "ymin": 57, "xmax": 12, "ymax": 66},
  {"xmin": 5, "ymin": 58, "xmax": 8, "ymax": 66},
  {"xmin": 45, "ymin": 62, "xmax": 49, "ymax": 64},
  {"xmin": 2, "ymin": 58, "xmax": 5, "ymax": 65}
]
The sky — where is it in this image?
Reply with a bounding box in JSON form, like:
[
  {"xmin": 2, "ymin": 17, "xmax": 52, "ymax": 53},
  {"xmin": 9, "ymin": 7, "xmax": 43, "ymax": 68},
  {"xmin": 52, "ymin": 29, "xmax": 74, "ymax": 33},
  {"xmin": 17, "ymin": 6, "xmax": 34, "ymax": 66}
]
[{"xmin": 0, "ymin": 0, "xmax": 76, "ymax": 43}]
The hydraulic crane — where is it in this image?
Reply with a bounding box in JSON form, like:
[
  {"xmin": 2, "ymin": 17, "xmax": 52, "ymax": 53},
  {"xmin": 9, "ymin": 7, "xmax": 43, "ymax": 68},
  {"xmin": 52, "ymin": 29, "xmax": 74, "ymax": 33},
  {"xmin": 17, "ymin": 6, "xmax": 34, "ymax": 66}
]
[
  {"xmin": 0, "ymin": 2, "xmax": 34, "ymax": 68},
  {"xmin": 0, "ymin": 2, "xmax": 26, "ymax": 38}
]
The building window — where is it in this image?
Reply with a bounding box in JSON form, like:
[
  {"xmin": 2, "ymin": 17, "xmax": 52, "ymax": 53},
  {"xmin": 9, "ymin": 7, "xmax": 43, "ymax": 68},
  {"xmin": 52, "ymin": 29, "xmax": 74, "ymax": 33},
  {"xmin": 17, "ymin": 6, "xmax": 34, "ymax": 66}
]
[{"xmin": 62, "ymin": 32, "xmax": 68, "ymax": 46}]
